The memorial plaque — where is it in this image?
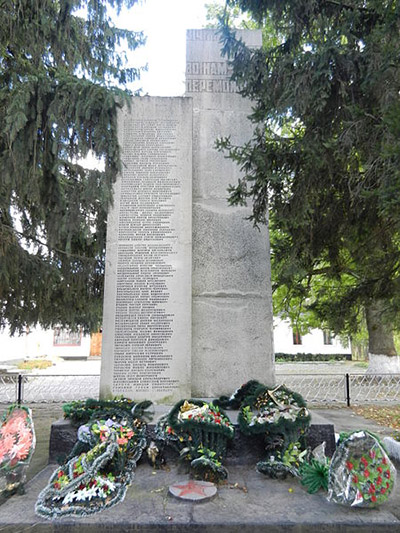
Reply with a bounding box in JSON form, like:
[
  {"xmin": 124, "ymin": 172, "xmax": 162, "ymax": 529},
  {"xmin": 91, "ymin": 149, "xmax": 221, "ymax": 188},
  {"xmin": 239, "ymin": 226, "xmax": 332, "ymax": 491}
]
[
  {"xmin": 100, "ymin": 98, "xmax": 192, "ymax": 402},
  {"xmin": 101, "ymin": 31, "xmax": 274, "ymax": 402},
  {"xmin": 187, "ymin": 29, "xmax": 275, "ymax": 396}
]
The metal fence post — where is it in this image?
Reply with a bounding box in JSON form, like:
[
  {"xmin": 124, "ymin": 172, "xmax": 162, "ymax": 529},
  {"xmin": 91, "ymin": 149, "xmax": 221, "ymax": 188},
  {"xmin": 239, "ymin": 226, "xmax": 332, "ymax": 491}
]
[
  {"xmin": 345, "ymin": 373, "xmax": 350, "ymax": 407},
  {"xmin": 17, "ymin": 374, "xmax": 23, "ymax": 405}
]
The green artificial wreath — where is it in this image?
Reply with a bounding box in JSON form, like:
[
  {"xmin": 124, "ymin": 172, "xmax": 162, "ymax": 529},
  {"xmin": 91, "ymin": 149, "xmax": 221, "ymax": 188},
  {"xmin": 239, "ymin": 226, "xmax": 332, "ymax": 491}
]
[
  {"xmin": 238, "ymin": 383, "xmax": 310, "ymax": 451},
  {"xmin": 156, "ymin": 399, "xmax": 234, "ymax": 482},
  {"xmin": 36, "ymin": 417, "xmax": 146, "ymax": 519},
  {"xmin": 215, "ymin": 380, "xmax": 263, "ymax": 409},
  {"xmin": 63, "ymin": 397, "xmax": 153, "ymax": 425},
  {"xmin": 257, "ymin": 441, "xmax": 307, "ymax": 480}
]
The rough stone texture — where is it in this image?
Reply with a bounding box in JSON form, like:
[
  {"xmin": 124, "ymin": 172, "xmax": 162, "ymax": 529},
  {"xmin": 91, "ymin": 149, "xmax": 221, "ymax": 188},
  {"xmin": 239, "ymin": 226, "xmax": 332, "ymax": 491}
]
[
  {"xmin": 367, "ymin": 353, "xmax": 400, "ymax": 374},
  {"xmin": 100, "ymin": 97, "xmax": 192, "ymax": 403},
  {"xmin": 48, "ymin": 419, "xmax": 77, "ymax": 464},
  {"xmin": 187, "ymin": 29, "xmax": 274, "ymax": 397},
  {"xmin": 305, "ymin": 424, "xmax": 336, "ymax": 458},
  {"xmin": 384, "ymin": 437, "xmax": 400, "ymax": 462}
]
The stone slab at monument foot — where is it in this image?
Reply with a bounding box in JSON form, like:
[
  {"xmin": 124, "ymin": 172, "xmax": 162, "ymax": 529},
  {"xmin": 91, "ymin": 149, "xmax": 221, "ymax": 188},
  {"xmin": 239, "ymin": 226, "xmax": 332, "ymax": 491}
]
[{"xmin": 100, "ymin": 29, "xmax": 274, "ymax": 402}]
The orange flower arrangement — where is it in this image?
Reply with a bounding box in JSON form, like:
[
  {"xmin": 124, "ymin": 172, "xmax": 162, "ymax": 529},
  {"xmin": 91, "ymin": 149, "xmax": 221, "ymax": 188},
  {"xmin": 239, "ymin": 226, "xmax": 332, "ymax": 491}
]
[{"xmin": 0, "ymin": 407, "xmax": 35, "ymax": 470}]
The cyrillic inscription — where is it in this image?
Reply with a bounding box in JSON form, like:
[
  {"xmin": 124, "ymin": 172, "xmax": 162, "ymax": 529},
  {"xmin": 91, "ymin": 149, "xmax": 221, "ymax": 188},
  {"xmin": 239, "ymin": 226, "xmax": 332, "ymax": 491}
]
[{"xmin": 112, "ymin": 118, "xmax": 182, "ymax": 394}]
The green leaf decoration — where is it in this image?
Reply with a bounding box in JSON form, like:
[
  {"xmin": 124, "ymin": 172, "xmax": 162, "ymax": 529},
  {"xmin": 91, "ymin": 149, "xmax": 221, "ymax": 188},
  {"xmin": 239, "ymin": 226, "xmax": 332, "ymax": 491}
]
[{"xmin": 300, "ymin": 459, "xmax": 330, "ymax": 494}]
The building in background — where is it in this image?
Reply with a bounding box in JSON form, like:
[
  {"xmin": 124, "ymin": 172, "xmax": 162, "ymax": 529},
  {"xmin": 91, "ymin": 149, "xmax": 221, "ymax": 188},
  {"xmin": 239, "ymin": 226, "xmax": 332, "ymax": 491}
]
[
  {"xmin": 0, "ymin": 326, "xmax": 92, "ymax": 361},
  {"xmin": 0, "ymin": 320, "xmax": 350, "ymax": 362},
  {"xmin": 273, "ymin": 318, "xmax": 351, "ymax": 357}
]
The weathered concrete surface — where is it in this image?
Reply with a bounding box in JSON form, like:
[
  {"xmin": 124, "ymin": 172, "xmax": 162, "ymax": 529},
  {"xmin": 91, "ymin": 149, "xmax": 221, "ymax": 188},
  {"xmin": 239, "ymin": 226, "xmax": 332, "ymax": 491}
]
[
  {"xmin": 0, "ymin": 462, "xmax": 399, "ymax": 532},
  {"xmin": 1, "ymin": 405, "xmax": 399, "ymax": 531},
  {"xmin": 101, "ymin": 97, "xmax": 192, "ymax": 403},
  {"xmin": 187, "ymin": 29, "xmax": 274, "ymax": 397}
]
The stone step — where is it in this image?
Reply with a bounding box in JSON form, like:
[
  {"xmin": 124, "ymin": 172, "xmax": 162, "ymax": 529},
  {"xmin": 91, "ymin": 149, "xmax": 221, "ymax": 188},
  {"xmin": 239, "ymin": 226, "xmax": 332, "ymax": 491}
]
[{"xmin": 0, "ymin": 463, "xmax": 398, "ymax": 531}]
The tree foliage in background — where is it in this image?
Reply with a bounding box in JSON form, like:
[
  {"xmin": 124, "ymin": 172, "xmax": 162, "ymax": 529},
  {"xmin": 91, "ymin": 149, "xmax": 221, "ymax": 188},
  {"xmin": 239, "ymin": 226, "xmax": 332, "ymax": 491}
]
[
  {"xmin": 0, "ymin": 0, "xmax": 144, "ymax": 334},
  {"xmin": 219, "ymin": 0, "xmax": 400, "ymax": 357}
]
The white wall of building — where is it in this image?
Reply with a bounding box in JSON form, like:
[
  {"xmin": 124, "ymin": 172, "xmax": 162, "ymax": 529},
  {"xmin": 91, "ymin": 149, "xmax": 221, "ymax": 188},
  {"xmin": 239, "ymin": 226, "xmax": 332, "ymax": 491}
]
[
  {"xmin": 1, "ymin": 319, "xmax": 350, "ymax": 362},
  {"xmin": 273, "ymin": 318, "xmax": 350, "ymax": 355},
  {"xmin": 0, "ymin": 326, "xmax": 90, "ymax": 361}
]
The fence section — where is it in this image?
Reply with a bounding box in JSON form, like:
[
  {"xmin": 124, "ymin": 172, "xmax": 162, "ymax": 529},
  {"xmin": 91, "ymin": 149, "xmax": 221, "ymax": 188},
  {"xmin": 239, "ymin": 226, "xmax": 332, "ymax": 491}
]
[
  {"xmin": 278, "ymin": 374, "xmax": 347, "ymax": 404},
  {"xmin": 348, "ymin": 374, "xmax": 400, "ymax": 404},
  {"xmin": 0, "ymin": 373, "xmax": 399, "ymax": 405},
  {"xmin": 0, "ymin": 374, "xmax": 100, "ymax": 404}
]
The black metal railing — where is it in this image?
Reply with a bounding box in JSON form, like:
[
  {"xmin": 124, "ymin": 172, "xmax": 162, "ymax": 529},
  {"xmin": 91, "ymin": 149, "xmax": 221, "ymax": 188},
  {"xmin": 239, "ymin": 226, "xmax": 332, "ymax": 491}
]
[{"xmin": 1, "ymin": 372, "xmax": 399, "ymax": 405}]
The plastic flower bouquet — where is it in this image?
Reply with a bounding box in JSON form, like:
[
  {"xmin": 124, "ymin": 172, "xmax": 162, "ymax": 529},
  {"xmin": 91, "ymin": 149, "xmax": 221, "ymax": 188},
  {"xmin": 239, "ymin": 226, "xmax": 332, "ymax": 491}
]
[
  {"xmin": 328, "ymin": 430, "xmax": 396, "ymax": 507},
  {"xmin": 0, "ymin": 405, "xmax": 35, "ymax": 497},
  {"xmin": 36, "ymin": 417, "xmax": 146, "ymax": 519}
]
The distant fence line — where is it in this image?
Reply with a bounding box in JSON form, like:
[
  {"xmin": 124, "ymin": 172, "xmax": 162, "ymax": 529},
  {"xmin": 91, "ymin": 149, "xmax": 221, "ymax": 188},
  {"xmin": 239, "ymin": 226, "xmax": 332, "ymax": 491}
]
[{"xmin": 0, "ymin": 373, "xmax": 399, "ymax": 406}]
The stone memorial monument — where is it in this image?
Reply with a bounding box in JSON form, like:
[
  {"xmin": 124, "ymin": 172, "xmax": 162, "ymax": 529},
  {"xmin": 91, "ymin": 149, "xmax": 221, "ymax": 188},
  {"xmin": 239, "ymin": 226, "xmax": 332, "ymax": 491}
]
[{"xmin": 100, "ymin": 29, "xmax": 274, "ymax": 402}]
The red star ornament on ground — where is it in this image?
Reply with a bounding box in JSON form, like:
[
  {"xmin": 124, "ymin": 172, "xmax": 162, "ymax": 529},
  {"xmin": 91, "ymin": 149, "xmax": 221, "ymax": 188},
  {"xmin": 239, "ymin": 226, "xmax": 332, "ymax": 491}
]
[{"xmin": 169, "ymin": 479, "xmax": 217, "ymax": 501}]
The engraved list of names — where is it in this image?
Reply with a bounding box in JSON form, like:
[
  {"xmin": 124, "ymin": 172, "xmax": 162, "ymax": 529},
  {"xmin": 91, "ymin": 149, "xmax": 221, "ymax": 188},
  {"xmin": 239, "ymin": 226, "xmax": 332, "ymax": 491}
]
[{"xmin": 100, "ymin": 98, "xmax": 192, "ymax": 402}]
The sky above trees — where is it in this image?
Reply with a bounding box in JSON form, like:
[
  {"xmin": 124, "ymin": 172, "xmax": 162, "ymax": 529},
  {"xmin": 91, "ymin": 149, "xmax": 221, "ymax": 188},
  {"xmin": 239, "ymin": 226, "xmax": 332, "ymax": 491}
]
[{"xmin": 116, "ymin": 0, "xmax": 225, "ymax": 96}]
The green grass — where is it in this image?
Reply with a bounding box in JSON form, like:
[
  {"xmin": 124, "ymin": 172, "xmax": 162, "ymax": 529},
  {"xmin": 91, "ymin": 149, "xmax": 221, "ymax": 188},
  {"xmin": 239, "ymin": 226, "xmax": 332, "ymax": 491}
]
[{"xmin": 17, "ymin": 359, "xmax": 53, "ymax": 370}]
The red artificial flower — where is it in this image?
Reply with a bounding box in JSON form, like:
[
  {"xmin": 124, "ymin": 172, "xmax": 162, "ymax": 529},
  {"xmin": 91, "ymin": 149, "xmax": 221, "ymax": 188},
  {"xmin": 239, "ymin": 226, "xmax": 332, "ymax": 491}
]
[
  {"xmin": 346, "ymin": 461, "xmax": 354, "ymax": 470},
  {"xmin": 58, "ymin": 471, "xmax": 64, "ymax": 479},
  {"xmin": 361, "ymin": 457, "xmax": 368, "ymax": 467},
  {"xmin": 377, "ymin": 476, "xmax": 382, "ymax": 486},
  {"xmin": 382, "ymin": 457, "xmax": 387, "ymax": 465},
  {"xmin": 352, "ymin": 475, "xmax": 359, "ymax": 484},
  {"xmin": 385, "ymin": 470, "xmax": 391, "ymax": 479},
  {"xmin": 369, "ymin": 450, "xmax": 376, "ymax": 459},
  {"xmin": 364, "ymin": 470, "xmax": 370, "ymax": 478},
  {"xmin": 368, "ymin": 484, "xmax": 376, "ymax": 494},
  {"xmin": 371, "ymin": 494, "xmax": 377, "ymax": 503},
  {"xmin": 381, "ymin": 488, "xmax": 387, "ymax": 494},
  {"xmin": 377, "ymin": 466, "xmax": 383, "ymax": 474},
  {"xmin": 54, "ymin": 482, "xmax": 60, "ymax": 489}
]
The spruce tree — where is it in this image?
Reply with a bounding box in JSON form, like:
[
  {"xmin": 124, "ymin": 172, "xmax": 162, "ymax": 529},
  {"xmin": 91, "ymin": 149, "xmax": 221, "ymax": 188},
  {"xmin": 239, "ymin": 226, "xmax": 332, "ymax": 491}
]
[
  {"xmin": 0, "ymin": 0, "xmax": 144, "ymax": 334},
  {"xmin": 219, "ymin": 1, "xmax": 400, "ymax": 371}
]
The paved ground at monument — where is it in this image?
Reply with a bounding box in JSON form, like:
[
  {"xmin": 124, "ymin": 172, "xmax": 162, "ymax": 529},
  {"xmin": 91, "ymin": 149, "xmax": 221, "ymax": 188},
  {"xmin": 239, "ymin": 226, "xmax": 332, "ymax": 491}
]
[
  {"xmin": 0, "ymin": 405, "xmax": 399, "ymax": 531},
  {"xmin": 1, "ymin": 461, "xmax": 399, "ymax": 532}
]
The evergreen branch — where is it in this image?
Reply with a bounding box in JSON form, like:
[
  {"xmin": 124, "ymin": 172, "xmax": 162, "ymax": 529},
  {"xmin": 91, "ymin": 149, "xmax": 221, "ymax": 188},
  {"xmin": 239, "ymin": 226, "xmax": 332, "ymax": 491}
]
[
  {"xmin": 1, "ymin": 223, "xmax": 102, "ymax": 264},
  {"xmin": 323, "ymin": 0, "xmax": 374, "ymax": 13}
]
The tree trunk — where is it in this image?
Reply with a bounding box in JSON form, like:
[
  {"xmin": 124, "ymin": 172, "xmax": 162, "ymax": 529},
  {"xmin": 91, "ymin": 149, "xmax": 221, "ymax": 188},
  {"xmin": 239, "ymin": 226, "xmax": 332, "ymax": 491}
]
[{"xmin": 365, "ymin": 300, "xmax": 400, "ymax": 374}]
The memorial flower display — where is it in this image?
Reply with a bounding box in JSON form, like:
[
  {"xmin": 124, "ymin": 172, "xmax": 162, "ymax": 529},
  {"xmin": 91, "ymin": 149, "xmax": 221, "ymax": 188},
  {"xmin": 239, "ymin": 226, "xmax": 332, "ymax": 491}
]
[
  {"xmin": 327, "ymin": 430, "xmax": 396, "ymax": 507},
  {"xmin": 0, "ymin": 405, "xmax": 35, "ymax": 497},
  {"xmin": 238, "ymin": 383, "xmax": 310, "ymax": 448},
  {"xmin": 63, "ymin": 397, "xmax": 153, "ymax": 425},
  {"xmin": 156, "ymin": 400, "xmax": 234, "ymax": 482},
  {"xmin": 217, "ymin": 381, "xmax": 310, "ymax": 479},
  {"xmin": 36, "ymin": 416, "xmax": 147, "ymax": 519},
  {"xmin": 257, "ymin": 440, "xmax": 307, "ymax": 479},
  {"xmin": 299, "ymin": 444, "xmax": 330, "ymax": 494}
]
